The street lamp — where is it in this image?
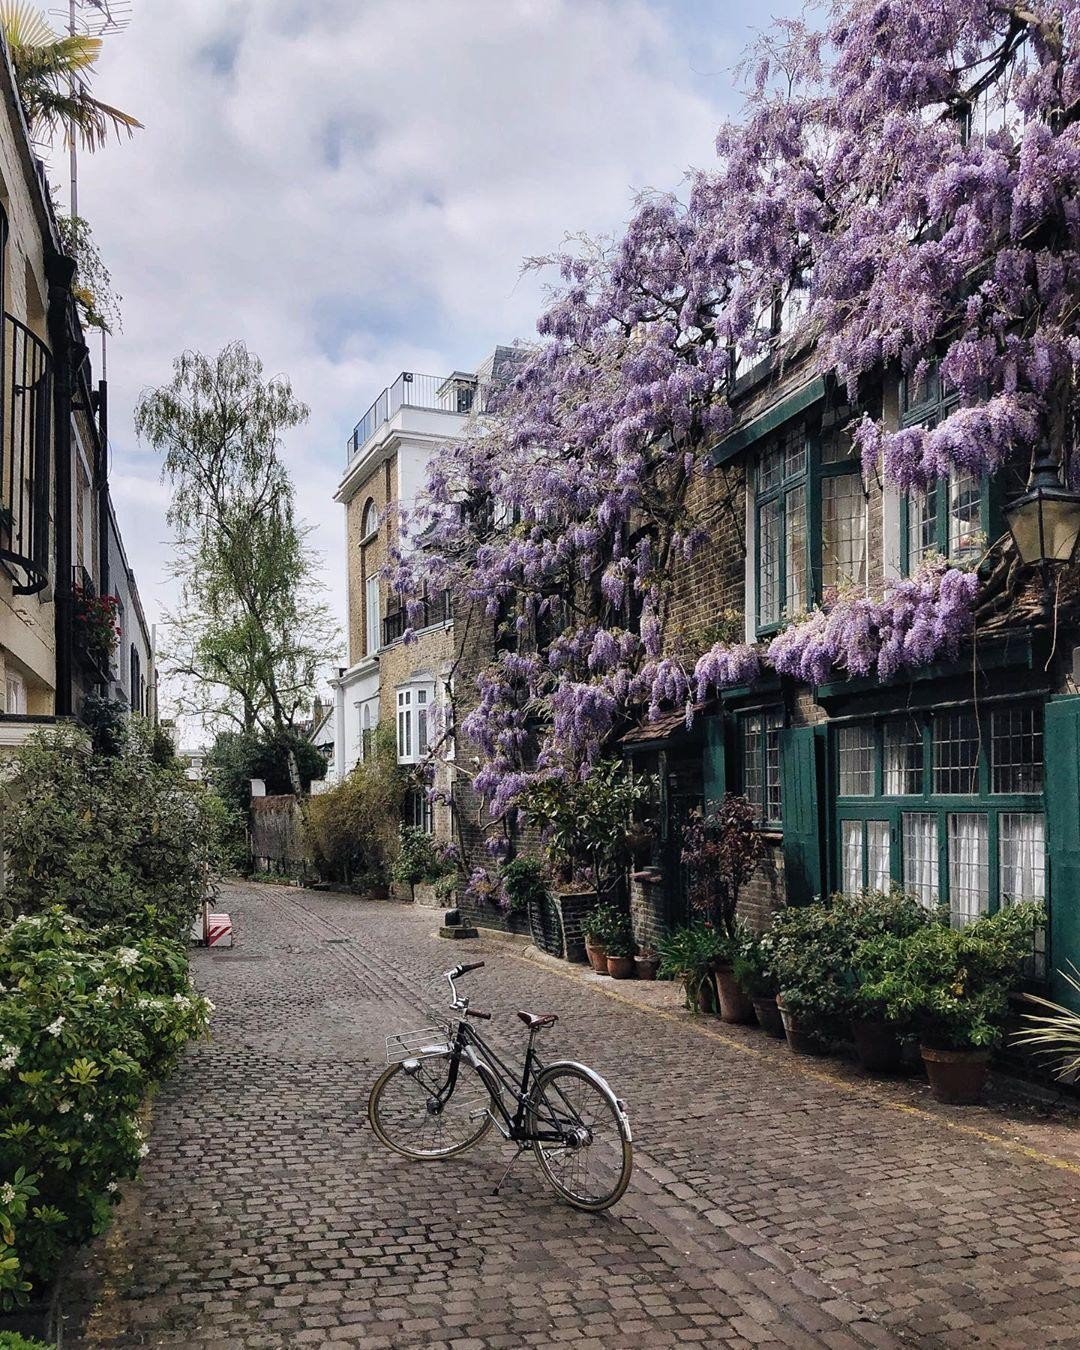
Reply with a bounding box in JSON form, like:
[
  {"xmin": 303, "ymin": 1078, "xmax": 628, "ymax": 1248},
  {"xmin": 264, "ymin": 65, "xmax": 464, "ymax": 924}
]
[{"xmin": 1003, "ymin": 442, "xmax": 1080, "ymax": 570}]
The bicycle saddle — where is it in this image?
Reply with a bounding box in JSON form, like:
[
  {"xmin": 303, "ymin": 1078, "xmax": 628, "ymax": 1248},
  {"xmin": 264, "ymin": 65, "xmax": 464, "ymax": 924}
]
[{"xmin": 517, "ymin": 1010, "xmax": 558, "ymax": 1029}]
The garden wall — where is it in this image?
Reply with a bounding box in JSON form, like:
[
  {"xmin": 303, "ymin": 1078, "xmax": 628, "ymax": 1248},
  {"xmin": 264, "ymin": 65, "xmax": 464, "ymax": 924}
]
[{"xmin": 250, "ymin": 794, "xmax": 304, "ymax": 874}]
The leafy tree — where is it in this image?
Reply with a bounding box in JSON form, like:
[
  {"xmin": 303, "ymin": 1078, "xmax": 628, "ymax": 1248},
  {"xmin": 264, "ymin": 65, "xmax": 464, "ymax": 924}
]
[
  {"xmin": 135, "ymin": 342, "xmax": 340, "ymax": 764},
  {"xmin": 681, "ymin": 795, "xmax": 765, "ymax": 941},
  {"xmin": 206, "ymin": 727, "xmax": 328, "ymax": 819},
  {"xmin": 0, "ymin": 2, "xmax": 141, "ymax": 149}
]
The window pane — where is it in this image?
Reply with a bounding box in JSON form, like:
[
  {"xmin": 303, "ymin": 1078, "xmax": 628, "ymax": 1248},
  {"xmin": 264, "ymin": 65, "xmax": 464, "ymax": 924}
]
[
  {"xmin": 785, "ymin": 484, "xmax": 806, "ymax": 617},
  {"xmin": 759, "ymin": 441, "xmax": 783, "ymax": 493},
  {"xmin": 933, "ymin": 712, "xmax": 979, "ymax": 794},
  {"xmin": 999, "ymin": 812, "xmax": 1045, "ymax": 901},
  {"xmin": 991, "ymin": 706, "xmax": 1043, "ymax": 794},
  {"xmin": 758, "ymin": 500, "xmax": 781, "ymax": 626},
  {"xmin": 867, "ymin": 820, "xmax": 891, "ymax": 891},
  {"xmin": 838, "ymin": 724, "xmax": 875, "ymax": 796},
  {"xmin": 822, "ymin": 473, "xmax": 867, "ymax": 591},
  {"xmin": 783, "ymin": 424, "xmax": 807, "ymax": 480},
  {"xmin": 903, "ymin": 811, "xmax": 939, "ymax": 910},
  {"xmin": 765, "ymin": 711, "xmax": 783, "ymax": 824},
  {"xmin": 418, "ymin": 708, "xmax": 428, "ymax": 756},
  {"xmin": 842, "ymin": 820, "xmax": 863, "ymax": 893},
  {"xmin": 948, "ymin": 469, "xmax": 981, "ymax": 559},
  {"xmin": 909, "ymin": 485, "xmax": 939, "ymax": 570},
  {"xmin": 947, "ymin": 813, "xmax": 989, "ymax": 927},
  {"xmin": 884, "ymin": 718, "xmax": 923, "ymax": 795},
  {"xmin": 742, "ymin": 716, "xmax": 764, "ymax": 820}
]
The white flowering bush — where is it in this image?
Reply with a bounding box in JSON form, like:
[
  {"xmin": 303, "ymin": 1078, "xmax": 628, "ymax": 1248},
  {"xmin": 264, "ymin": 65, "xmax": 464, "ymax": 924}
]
[{"xmin": 0, "ymin": 909, "xmax": 211, "ymax": 1308}]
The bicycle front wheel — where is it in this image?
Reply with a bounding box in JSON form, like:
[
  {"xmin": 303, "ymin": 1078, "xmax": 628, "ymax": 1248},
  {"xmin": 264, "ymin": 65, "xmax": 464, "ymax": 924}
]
[
  {"xmin": 369, "ymin": 1057, "xmax": 495, "ymax": 1160},
  {"xmin": 528, "ymin": 1064, "xmax": 633, "ymax": 1211}
]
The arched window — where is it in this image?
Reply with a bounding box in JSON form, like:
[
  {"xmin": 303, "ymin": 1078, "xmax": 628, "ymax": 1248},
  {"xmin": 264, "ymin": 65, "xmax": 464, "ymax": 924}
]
[{"xmin": 362, "ymin": 499, "xmax": 378, "ymax": 540}]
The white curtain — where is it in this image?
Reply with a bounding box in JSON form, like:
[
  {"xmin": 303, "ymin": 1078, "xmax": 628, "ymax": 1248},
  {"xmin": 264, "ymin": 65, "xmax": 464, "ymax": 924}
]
[
  {"xmin": 902, "ymin": 812, "xmax": 939, "ymax": 911},
  {"xmin": 948, "ymin": 813, "xmax": 989, "ymax": 927},
  {"xmin": 867, "ymin": 821, "xmax": 890, "ymax": 891},
  {"xmin": 842, "ymin": 820, "xmax": 862, "ymax": 893},
  {"xmin": 999, "ymin": 813, "xmax": 1045, "ymax": 902}
]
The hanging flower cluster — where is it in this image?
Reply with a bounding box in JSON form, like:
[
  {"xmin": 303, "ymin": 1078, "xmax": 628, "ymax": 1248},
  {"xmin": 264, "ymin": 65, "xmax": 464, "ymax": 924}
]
[
  {"xmin": 393, "ymin": 0, "xmax": 1078, "ymax": 813},
  {"xmin": 766, "ymin": 563, "xmax": 980, "ymax": 686}
]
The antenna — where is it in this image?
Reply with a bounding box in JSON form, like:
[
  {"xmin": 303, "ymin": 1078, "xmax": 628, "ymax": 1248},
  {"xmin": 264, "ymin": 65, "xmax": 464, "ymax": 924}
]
[{"xmin": 49, "ymin": 0, "xmax": 133, "ymax": 37}]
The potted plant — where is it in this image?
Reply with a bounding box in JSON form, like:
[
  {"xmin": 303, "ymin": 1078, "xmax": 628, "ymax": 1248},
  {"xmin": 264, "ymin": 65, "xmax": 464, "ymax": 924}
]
[
  {"xmin": 1013, "ymin": 963, "xmax": 1080, "ymax": 1081},
  {"xmin": 635, "ymin": 946, "xmax": 660, "ymax": 981},
  {"xmin": 681, "ymin": 795, "xmax": 764, "ymax": 1023},
  {"xmin": 771, "ymin": 902, "xmax": 851, "ymax": 1054},
  {"xmin": 845, "ymin": 887, "xmax": 931, "ymax": 1071},
  {"xmin": 582, "ymin": 902, "xmax": 621, "ymax": 973},
  {"xmin": 733, "ymin": 929, "xmax": 784, "ymax": 1038},
  {"xmin": 657, "ymin": 922, "xmax": 726, "ymax": 1014},
  {"xmin": 856, "ymin": 901, "xmax": 1044, "ymax": 1102},
  {"xmin": 605, "ymin": 924, "xmax": 636, "ymax": 978}
]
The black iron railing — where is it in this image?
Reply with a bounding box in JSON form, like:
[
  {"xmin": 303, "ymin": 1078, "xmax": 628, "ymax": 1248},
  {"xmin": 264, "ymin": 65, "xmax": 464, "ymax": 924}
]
[
  {"xmin": 382, "ymin": 590, "xmax": 453, "ymax": 646},
  {"xmin": 0, "ymin": 312, "xmax": 52, "ymax": 594}
]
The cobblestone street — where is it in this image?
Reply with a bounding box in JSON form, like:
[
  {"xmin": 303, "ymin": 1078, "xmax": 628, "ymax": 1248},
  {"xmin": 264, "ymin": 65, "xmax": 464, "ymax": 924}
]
[{"xmin": 65, "ymin": 881, "xmax": 1080, "ymax": 1349}]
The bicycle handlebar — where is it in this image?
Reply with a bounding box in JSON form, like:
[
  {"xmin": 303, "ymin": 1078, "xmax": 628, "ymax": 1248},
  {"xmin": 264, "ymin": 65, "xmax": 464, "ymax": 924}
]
[
  {"xmin": 449, "ymin": 961, "xmax": 485, "ymax": 978},
  {"xmin": 465, "ymin": 1007, "xmax": 492, "ymax": 1020}
]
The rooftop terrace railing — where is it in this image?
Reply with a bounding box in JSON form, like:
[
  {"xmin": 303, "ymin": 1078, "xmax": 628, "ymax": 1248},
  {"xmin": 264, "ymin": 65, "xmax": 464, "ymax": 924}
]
[{"xmin": 346, "ymin": 371, "xmax": 480, "ymax": 463}]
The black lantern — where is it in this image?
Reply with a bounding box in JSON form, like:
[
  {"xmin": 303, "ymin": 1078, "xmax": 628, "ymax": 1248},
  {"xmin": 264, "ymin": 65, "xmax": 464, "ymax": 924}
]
[{"xmin": 1003, "ymin": 443, "xmax": 1080, "ymax": 569}]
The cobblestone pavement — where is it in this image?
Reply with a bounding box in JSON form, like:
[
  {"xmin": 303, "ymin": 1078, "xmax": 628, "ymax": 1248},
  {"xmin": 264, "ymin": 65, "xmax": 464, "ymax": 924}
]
[{"xmin": 64, "ymin": 882, "xmax": 1080, "ymax": 1349}]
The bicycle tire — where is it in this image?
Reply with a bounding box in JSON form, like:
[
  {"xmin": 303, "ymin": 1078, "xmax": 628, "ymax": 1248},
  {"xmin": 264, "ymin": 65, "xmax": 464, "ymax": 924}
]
[
  {"xmin": 528, "ymin": 1063, "xmax": 633, "ymax": 1211},
  {"xmin": 368, "ymin": 1056, "xmax": 496, "ymax": 1159}
]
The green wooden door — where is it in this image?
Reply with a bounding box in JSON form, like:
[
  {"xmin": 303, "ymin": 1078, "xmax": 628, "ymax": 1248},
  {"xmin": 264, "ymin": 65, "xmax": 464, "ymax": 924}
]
[
  {"xmin": 702, "ymin": 715, "xmax": 727, "ymax": 808},
  {"xmin": 1045, "ymin": 696, "xmax": 1080, "ymax": 1011},
  {"xmin": 780, "ymin": 725, "xmax": 825, "ymax": 905}
]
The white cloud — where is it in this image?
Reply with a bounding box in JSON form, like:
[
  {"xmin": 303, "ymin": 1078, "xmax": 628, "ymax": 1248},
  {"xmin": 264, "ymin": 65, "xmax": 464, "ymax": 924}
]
[{"xmin": 63, "ymin": 0, "xmax": 793, "ymax": 721}]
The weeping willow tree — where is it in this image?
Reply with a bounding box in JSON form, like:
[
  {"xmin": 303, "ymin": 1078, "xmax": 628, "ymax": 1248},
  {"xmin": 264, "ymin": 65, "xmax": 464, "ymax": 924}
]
[{"xmin": 0, "ymin": 1, "xmax": 142, "ymax": 148}]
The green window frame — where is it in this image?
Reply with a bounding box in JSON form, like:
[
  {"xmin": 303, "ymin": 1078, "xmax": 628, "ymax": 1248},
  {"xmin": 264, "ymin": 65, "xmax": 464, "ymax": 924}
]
[
  {"xmin": 898, "ymin": 364, "xmax": 990, "ymax": 573},
  {"xmin": 831, "ymin": 705, "xmax": 1047, "ymax": 969},
  {"xmin": 739, "ymin": 708, "xmax": 784, "ymax": 827},
  {"xmin": 754, "ymin": 414, "xmax": 866, "ymax": 637}
]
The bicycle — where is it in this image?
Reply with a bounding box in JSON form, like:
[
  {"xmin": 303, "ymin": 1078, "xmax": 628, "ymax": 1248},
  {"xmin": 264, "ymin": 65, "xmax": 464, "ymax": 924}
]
[{"xmin": 368, "ymin": 961, "xmax": 633, "ymax": 1211}]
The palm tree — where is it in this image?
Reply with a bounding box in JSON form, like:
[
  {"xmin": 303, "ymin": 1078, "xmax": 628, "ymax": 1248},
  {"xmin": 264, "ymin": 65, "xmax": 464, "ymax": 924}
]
[{"xmin": 0, "ymin": 2, "xmax": 141, "ymax": 149}]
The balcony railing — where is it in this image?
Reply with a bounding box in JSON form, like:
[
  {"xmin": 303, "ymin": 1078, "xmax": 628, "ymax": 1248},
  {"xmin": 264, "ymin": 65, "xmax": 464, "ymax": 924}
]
[
  {"xmin": 346, "ymin": 371, "xmax": 481, "ymax": 463},
  {"xmin": 0, "ymin": 312, "xmax": 52, "ymax": 595},
  {"xmin": 383, "ymin": 590, "xmax": 454, "ymax": 646}
]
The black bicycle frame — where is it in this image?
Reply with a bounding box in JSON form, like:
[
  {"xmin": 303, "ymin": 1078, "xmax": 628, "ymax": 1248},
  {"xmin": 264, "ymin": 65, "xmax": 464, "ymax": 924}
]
[{"xmin": 436, "ymin": 1019, "xmax": 568, "ymax": 1144}]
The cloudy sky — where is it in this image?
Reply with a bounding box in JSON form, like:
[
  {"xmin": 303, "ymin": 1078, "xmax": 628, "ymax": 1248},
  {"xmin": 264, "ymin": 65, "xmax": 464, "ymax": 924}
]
[{"xmin": 65, "ymin": 0, "xmax": 801, "ymax": 717}]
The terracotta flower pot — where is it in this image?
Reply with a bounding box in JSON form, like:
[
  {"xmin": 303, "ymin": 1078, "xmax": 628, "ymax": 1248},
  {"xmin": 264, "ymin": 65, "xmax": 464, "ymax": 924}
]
[
  {"xmin": 607, "ymin": 954, "xmax": 635, "ymax": 979},
  {"xmin": 585, "ymin": 941, "xmax": 608, "ymax": 973},
  {"xmin": 851, "ymin": 1018, "xmax": 904, "ymax": 1073},
  {"xmin": 920, "ymin": 1045, "xmax": 991, "ymax": 1104},
  {"xmin": 635, "ymin": 956, "xmax": 660, "ymax": 981},
  {"xmin": 776, "ymin": 995, "xmax": 828, "ymax": 1055},
  {"xmin": 714, "ymin": 965, "xmax": 755, "ymax": 1024},
  {"xmin": 751, "ymin": 994, "xmax": 786, "ymax": 1039}
]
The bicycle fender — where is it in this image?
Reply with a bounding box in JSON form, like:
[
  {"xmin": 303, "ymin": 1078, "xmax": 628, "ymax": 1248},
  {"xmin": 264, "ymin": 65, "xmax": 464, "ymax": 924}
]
[{"xmin": 543, "ymin": 1060, "xmax": 632, "ymax": 1142}]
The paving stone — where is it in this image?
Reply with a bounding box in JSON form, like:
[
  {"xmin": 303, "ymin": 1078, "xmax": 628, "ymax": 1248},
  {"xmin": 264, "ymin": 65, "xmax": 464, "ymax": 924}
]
[{"xmin": 60, "ymin": 881, "xmax": 1080, "ymax": 1349}]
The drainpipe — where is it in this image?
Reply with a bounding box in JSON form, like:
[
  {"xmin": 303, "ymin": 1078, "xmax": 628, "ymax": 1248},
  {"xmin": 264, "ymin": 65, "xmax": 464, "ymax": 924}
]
[
  {"xmin": 96, "ymin": 377, "xmax": 109, "ymax": 598},
  {"xmin": 46, "ymin": 252, "xmax": 77, "ymax": 718}
]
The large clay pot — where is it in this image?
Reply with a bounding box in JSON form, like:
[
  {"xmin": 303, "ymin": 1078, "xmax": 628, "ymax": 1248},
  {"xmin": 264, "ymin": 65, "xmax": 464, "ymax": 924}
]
[
  {"xmin": 585, "ymin": 941, "xmax": 608, "ymax": 973},
  {"xmin": 751, "ymin": 994, "xmax": 786, "ymax": 1039},
  {"xmin": 714, "ymin": 965, "xmax": 755, "ymax": 1024},
  {"xmin": 776, "ymin": 995, "xmax": 828, "ymax": 1055},
  {"xmin": 851, "ymin": 1018, "xmax": 904, "ymax": 1073},
  {"xmin": 920, "ymin": 1045, "xmax": 991, "ymax": 1104},
  {"xmin": 635, "ymin": 956, "xmax": 660, "ymax": 981},
  {"xmin": 607, "ymin": 954, "xmax": 635, "ymax": 979}
]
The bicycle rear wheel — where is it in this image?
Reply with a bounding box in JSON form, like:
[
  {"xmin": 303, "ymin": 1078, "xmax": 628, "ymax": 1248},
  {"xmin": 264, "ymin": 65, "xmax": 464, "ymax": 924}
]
[
  {"xmin": 369, "ymin": 1056, "xmax": 495, "ymax": 1159},
  {"xmin": 528, "ymin": 1063, "xmax": 632, "ymax": 1211}
]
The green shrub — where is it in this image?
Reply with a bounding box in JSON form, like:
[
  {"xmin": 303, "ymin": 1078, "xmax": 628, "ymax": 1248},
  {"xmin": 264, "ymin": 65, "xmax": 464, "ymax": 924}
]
[
  {"xmin": 657, "ymin": 922, "xmax": 728, "ymax": 1012},
  {"xmin": 499, "ymin": 858, "xmax": 548, "ymax": 917},
  {"xmin": 390, "ymin": 827, "xmax": 455, "ymax": 891},
  {"xmin": 0, "ymin": 1334, "xmax": 54, "ymax": 1349},
  {"xmin": 0, "ymin": 909, "xmax": 211, "ymax": 1307},
  {"xmin": 1, "ymin": 724, "xmax": 224, "ymax": 940},
  {"xmin": 304, "ymin": 727, "xmax": 406, "ymax": 884},
  {"xmin": 581, "ymin": 902, "xmax": 623, "ymax": 944},
  {"xmin": 604, "ymin": 923, "xmax": 636, "ymax": 959},
  {"xmin": 854, "ymin": 901, "xmax": 1044, "ymax": 1050},
  {"xmin": 733, "ymin": 928, "xmax": 779, "ymax": 998},
  {"xmin": 772, "ymin": 887, "xmax": 930, "ymax": 1025}
]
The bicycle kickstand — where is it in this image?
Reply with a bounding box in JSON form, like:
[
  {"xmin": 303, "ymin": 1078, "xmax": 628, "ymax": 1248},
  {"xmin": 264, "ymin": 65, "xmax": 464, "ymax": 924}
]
[{"xmin": 492, "ymin": 1142, "xmax": 530, "ymax": 1197}]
